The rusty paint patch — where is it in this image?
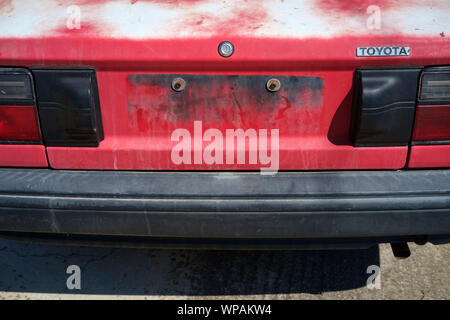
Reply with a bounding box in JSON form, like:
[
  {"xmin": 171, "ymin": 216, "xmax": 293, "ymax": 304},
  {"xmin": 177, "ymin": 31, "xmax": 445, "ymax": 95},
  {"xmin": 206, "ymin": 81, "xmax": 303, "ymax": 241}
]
[{"xmin": 126, "ymin": 74, "xmax": 323, "ymax": 135}]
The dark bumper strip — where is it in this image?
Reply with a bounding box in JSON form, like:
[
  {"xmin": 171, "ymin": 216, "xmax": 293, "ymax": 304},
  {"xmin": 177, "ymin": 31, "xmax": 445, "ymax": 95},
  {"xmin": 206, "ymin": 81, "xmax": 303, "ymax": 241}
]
[{"xmin": 0, "ymin": 169, "xmax": 449, "ymax": 239}]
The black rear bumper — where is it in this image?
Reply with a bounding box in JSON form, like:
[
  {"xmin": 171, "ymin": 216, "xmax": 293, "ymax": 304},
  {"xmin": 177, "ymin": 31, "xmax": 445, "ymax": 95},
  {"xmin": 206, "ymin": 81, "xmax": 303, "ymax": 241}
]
[{"xmin": 0, "ymin": 169, "xmax": 449, "ymax": 248}]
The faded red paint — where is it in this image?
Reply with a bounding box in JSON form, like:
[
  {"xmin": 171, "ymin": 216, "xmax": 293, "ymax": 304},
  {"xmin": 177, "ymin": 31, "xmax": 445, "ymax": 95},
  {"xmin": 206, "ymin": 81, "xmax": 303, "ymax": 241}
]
[
  {"xmin": 317, "ymin": 0, "xmax": 450, "ymax": 17},
  {"xmin": 219, "ymin": 6, "xmax": 268, "ymax": 35},
  {"xmin": 408, "ymin": 145, "xmax": 450, "ymax": 168},
  {"xmin": 0, "ymin": 35, "xmax": 448, "ymax": 69},
  {"xmin": 52, "ymin": 22, "xmax": 106, "ymax": 37},
  {"xmin": 1, "ymin": 34, "xmax": 448, "ymax": 169},
  {"xmin": 169, "ymin": 2, "xmax": 268, "ymax": 36},
  {"xmin": 1, "ymin": 1, "xmax": 449, "ymax": 169},
  {"xmin": 60, "ymin": 0, "xmax": 207, "ymax": 5},
  {"xmin": 317, "ymin": 0, "xmax": 401, "ymax": 13},
  {"xmin": 43, "ymin": 69, "xmax": 409, "ymax": 170},
  {"xmin": 0, "ymin": 145, "xmax": 48, "ymax": 167},
  {"xmin": 0, "ymin": 0, "xmax": 13, "ymax": 14}
]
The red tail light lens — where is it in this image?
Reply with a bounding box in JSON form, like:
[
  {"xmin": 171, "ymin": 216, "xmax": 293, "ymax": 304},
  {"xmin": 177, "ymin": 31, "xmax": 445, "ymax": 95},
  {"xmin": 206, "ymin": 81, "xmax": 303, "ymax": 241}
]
[
  {"xmin": 412, "ymin": 67, "xmax": 450, "ymax": 144},
  {"xmin": 412, "ymin": 105, "xmax": 450, "ymax": 142},
  {"xmin": 0, "ymin": 68, "xmax": 42, "ymax": 143},
  {"xmin": 0, "ymin": 106, "xmax": 41, "ymax": 142}
]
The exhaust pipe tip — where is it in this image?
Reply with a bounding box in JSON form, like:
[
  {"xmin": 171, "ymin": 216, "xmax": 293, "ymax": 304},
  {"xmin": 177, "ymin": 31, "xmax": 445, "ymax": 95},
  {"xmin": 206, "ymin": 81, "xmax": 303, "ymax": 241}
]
[{"xmin": 390, "ymin": 242, "xmax": 411, "ymax": 259}]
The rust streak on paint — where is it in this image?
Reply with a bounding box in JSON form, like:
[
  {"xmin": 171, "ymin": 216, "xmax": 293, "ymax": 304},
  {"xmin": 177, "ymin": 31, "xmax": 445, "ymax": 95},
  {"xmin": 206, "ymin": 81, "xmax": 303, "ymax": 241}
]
[{"xmin": 0, "ymin": 0, "xmax": 13, "ymax": 14}]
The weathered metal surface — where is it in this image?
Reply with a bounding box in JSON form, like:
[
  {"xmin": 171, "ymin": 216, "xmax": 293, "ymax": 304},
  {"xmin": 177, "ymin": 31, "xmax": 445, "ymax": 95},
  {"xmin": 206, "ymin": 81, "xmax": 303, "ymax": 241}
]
[
  {"xmin": 126, "ymin": 74, "xmax": 323, "ymax": 131},
  {"xmin": 45, "ymin": 70, "xmax": 408, "ymax": 170},
  {"xmin": 0, "ymin": 0, "xmax": 449, "ymax": 169},
  {"xmin": 0, "ymin": 0, "xmax": 449, "ymax": 39}
]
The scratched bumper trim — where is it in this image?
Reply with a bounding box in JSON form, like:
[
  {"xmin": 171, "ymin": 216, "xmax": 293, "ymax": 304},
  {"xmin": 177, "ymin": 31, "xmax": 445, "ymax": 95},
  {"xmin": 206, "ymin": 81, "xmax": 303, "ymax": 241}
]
[{"xmin": 0, "ymin": 169, "xmax": 449, "ymax": 240}]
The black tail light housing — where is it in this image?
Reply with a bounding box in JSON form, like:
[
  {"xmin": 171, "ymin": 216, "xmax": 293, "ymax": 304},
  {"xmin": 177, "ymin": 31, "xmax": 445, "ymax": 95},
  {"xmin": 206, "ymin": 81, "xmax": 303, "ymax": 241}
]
[
  {"xmin": 32, "ymin": 68, "xmax": 104, "ymax": 147},
  {"xmin": 351, "ymin": 67, "xmax": 422, "ymax": 147}
]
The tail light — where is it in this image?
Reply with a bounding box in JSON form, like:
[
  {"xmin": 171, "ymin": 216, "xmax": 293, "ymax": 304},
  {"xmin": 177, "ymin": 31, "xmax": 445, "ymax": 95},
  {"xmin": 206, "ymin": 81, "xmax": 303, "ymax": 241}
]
[
  {"xmin": 0, "ymin": 68, "xmax": 41, "ymax": 143},
  {"xmin": 0, "ymin": 106, "xmax": 41, "ymax": 141},
  {"xmin": 351, "ymin": 66, "xmax": 450, "ymax": 147},
  {"xmin": 0, "ymin": 67, "xmax": 103, "ymax": 146},
  {"xmin": 32, "ymin": 69, "xmax": 104, "ymax": 147},
  {"xmin": 351, "ymin": 67, "xmax": 422, "ymax": 147},
  {"xmin": 412, "ymin": 67, "xmax": 450, "ymax": 143}
]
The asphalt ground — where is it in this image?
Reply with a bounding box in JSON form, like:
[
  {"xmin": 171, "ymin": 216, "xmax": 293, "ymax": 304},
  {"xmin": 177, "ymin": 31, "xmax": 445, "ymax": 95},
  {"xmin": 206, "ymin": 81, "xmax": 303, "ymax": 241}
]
[{"xmin": 0, "ymin": 240, "xmax": 448, "ymax": 299}]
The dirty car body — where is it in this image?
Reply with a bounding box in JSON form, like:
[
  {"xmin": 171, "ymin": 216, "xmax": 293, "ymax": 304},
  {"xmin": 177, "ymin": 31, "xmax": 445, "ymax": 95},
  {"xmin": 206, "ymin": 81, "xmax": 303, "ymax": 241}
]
[{"xmin": 0, "ymin": 0, "xmax": 450, "ymax": 249}]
